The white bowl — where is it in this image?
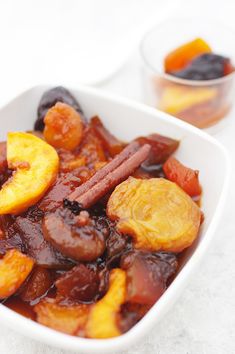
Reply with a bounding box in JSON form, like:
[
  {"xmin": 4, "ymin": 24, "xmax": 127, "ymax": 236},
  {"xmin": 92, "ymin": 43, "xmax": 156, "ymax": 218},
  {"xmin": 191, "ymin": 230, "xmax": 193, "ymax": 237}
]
[{"xmin": 0, "ymin": 85, "xmax": 231, "ymax": 353}]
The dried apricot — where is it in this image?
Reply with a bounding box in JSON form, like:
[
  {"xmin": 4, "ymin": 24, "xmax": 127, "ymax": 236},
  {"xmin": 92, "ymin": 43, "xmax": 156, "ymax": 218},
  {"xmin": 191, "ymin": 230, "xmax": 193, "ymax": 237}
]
[
  {"xmin": 43, "ymin": 102, "xmax": 83, "ymax": 151},
  {"xmin": 0, "ymin": 132, "xmax": 59, "ymax": 215},
  {"xmin": 107, "ymin": 177, "xmax": 201, "ymax": 253},
  {"xmin": 35, "ymin": 298, "xmax": 89, "ymax": 335},
  {"xmin": 164, "ymin": 38, "xmax": 211, "ymax": 73},
  {"xmin": 0, "ymin": 249, "xmax": 34, "ymax": 299},
  {"xmin": 86, "ymin": 268, "xmax": 126, "ymax": 338}
]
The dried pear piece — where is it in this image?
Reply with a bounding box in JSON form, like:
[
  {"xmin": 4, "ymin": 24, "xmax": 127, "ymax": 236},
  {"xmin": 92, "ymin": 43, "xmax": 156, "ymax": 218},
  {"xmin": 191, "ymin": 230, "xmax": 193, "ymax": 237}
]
[
  {"xmin": 86, "ymin": 268, "xmax": 126, "ymax": 338},
  {"xmin": 0, "ymin": 132, "xmax": 59, "ymax": 215},
  {"xmin": 107, "ymin": 177, "xmax": 201, "ymax": 253},
  {"xmin": 0, "ymin": 249, "xmax": 34, "ymax": 299}
]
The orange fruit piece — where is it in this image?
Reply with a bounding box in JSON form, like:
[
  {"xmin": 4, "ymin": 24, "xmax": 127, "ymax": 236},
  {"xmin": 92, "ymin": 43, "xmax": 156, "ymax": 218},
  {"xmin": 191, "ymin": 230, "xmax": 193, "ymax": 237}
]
[
  {"xmin": 0, "ymin": 249, "xmax": 34, "ymax": 299},
  {"xmin": 0, "ymin": 132, "xmax": 59, "ymax": 215},
  {"xmin": 35, "ymin": 298, "xmax": 89, "ymax": 335},
  {"xmin": 107, "ymin": 177, "xmax": 201, "ymax": 253},
  {"xmin": 43, "ymin": 102, "xmax": 84, "ymax": 151},
  {"xmin": 86, "ymin": 269, "xmax": 126, "ymax": 338},
  {"xmin": 163, "ymin": 156, "xmax": 202, "ymax": 197},
  {"xmin": 164, "ymin": 38, "xmax": 212, "ymax": 73}
]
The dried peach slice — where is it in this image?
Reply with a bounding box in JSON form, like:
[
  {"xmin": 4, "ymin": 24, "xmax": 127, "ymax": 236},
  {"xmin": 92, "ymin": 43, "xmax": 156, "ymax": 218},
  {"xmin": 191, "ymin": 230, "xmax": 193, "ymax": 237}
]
[
  {"xmin": 35, "ymin": 298, "xmax": 89, "ymax": 335},
  {"xmin": 86, "ymin": 268, "xmax": 126, "ymax": 339},
  {"xmin": 164, "ymin": 38, "xmax": 212, "ymax": 73},
  {"xmin": 0, "ymin": 249, "xmax": 34, "ymax": 299},
  {"xmin": 107, "ymin": 177, "xmax": 201, "ymax": 253},
  {"xmin": 0, "ymin": 132, "xmax": 59, "ymax": 215}
]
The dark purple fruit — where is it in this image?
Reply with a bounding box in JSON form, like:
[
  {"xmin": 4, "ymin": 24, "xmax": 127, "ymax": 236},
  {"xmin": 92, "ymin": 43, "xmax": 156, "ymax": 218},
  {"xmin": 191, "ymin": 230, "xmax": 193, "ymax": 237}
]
[
  {"xmin": 35, "ymin": 86, "xmax": 85, "ymax": 131},
  {"xmin": 171, "ymin": 53, "xmax": 233, "ymax": 81}
]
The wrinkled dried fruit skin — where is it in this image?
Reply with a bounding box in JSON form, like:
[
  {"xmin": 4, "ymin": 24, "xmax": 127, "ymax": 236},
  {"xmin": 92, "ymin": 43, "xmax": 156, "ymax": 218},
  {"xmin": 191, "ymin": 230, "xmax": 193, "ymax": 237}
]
[
  {"xmin": 76, "ymin": 127, "xmax": 107, "ymax": 168},
  {"xmin": 121, "ymin": 251, "xmax": 178, "ymax": 305},
  {"xmin": 107, "ymin": 177, "xmax": 201, "ymax": 252},
  {"xmin": 15, "ymin": 210, "xmax": 72, "ymax": 269},
  {"xmin": 20, "ymin": 266, "xmax": 52, "ymax": 303},
  {"xmin": 163, "ymin": 157, "xmax": 202, "ymax": 197},
  {"xmin": 86, "ymin": 268, "xmax": 126, "ymax": 338},
  {"xmin": 136, "ymin": 133, "xmax": 179, "ymax": 166},
  {"xmin": 35, "ymin": 86, "xmax": 85, "ymax": 131},
  {"xmin": 90, "ymin": 116, "xmax": 124, "ymax": 157},
  {"xmin": 106, "ymin": 227, "xmax": 132, "ymax": 267},
  {"xmin": 0, "ymin": 249, "xmax": 34, "ymax": 299},
  {"xmin": 34, "ymin": 298, "xmax": 89, "ymax": 335},
  {"xmin": 0, "ymin": 142, "xmax": 7, "ymax": 173},
  {"xmin": 118, "ymin": 302, "xmax": 151, "ymax": 333},
  {"xmin": 164, "ymin": 38, "xmax": 211, "ymax": 73},
  {"xmin": 0, "ymin": 132, "xmax": 59, "ymax": 215},
  {"xmin": 56, "ymin": 263, "xmax": 108, "ymax": 304},
  {"xmin": 38, "ymin": 172, "xmax": 82, "ymax": 213},
  {"xmin": 171, "ymin": 53, "xmax": 233, "ymax": 80},
  {"xmin": 42, "ymin": 209, "xmax": 108, "ymax": 262},
  {"xmin": 43, "ymin": 102, "xmax": 84, "ymax": 151}
]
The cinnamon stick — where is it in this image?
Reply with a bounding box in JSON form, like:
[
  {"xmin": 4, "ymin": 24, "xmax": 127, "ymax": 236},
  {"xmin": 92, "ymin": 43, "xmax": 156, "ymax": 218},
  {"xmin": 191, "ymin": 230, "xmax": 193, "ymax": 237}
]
[
  {"xmin": 68, "ymin": 141, "xmax": 139, "ymax": 201},
  {"xmin": 65, "ymin": 144, "xmax": 151, "ymax": 210}
]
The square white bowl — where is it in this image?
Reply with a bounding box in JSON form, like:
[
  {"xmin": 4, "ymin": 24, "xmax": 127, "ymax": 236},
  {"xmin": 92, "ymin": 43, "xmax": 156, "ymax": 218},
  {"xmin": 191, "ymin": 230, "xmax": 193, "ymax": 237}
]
[{"xmin": 0, "ymin": 85, "xmax": 230, "ymax": 353}]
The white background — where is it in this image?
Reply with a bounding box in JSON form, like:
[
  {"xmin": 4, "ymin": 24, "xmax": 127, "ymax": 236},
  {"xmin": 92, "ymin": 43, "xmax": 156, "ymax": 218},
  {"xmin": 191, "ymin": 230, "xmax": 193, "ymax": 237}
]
[{"xmin": 0, "ymin": 0, "xmax": 235, "ymax": 353}]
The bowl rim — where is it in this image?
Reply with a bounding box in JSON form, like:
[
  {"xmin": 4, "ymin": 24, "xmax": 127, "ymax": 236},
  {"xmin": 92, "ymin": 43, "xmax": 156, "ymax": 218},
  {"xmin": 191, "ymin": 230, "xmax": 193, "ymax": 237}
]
[
  {"xmin": 140, "ymin": 17, "xmax": 235, "ymax": 87},
  {"xmin": 0, "ymin": 84, "xmax": 231, "ymax": 353}
]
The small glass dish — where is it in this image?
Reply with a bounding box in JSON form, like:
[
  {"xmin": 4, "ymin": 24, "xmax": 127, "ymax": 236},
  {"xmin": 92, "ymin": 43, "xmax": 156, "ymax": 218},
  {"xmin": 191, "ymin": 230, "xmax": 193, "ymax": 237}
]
[{"xmin": 140, "ymin": 18, "xmax": 235, "ymax": 130}]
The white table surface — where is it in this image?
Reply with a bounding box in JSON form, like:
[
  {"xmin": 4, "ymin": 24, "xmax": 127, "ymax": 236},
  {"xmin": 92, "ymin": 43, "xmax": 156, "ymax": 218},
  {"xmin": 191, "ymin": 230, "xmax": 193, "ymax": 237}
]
[{"xmin": 1, "ymin": 0, "xmax": 235, "ymax": 353}]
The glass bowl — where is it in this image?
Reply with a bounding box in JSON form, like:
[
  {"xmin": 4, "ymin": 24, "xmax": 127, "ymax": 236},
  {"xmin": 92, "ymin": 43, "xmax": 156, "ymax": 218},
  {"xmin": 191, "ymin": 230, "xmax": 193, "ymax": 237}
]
[{"xmin": 140, "ymin": 18, "xmax": 235, "ymax": 129}]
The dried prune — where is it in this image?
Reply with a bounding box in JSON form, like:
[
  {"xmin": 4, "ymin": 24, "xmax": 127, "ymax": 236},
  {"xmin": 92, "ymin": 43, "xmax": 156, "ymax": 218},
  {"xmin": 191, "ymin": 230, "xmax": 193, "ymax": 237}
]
[
  {"xmin": 171, "ymin": 53, "xmax": 233, "ymax": 80},
  {"xmin": 56, "ymin": 263, "xmax": 108, "ymax": 304},
  {"xmin": 35, "ymin": 86, "xmax": 85, "ymax": 131},
  {"xmin": 118, "ymin": 303, "xmax": 150, "ymax": 333},
  {"xmin": 0, "ymin": 142, "xmax": 7, "ymax": 174},
  {"xmin": 42, "ymin": 209, "xmax": 108, "ymax": 262},
  {"xmin": 38, "ymin": 172, "xmax": 82, "ymax": 213},
  {"xmin": 121, "ymin": 251, "xmax": 178, "ymax": 305},
  {"xmin": 20, "ymin": 266, "xmax": 52, "ymax": 303},
  {"xmin": 106, "ymin": 226, "xmax": 132, "ymax": 267},
  {"xmin": 135, "ymin": 133, "xmax": 179, "ymax": 167},
  {"xmin": 90, "ymin": 116, "xmax": 124, "ymax": 157},
  {"xmin": 15, "ymin": 210, "xmax": 72, "ymax": 269}
]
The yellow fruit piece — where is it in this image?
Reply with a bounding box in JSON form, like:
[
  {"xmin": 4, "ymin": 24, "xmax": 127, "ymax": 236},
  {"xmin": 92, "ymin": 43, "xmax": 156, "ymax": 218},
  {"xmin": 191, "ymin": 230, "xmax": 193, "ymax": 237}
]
[
  {"xmin": 86, "ymin": 269, "xmax": 126, "ymax": 339},
  {"xmin": 35, "ymin": 298, "xmax": 89, "ymax": 335},
  {"xmin": 107, "ymin": 177, "xmax": 201, "ymax": 253},
  {"xmin": 0, "ymin": 132, "xmax": 59, "ymax": 214},
  {"xmin": 0, "ymin": 249, "xmax": 34, "ymax": 299},
  {"xmin": 159, "ymin": 86, "xmax": 217, "ymax": 115}
]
